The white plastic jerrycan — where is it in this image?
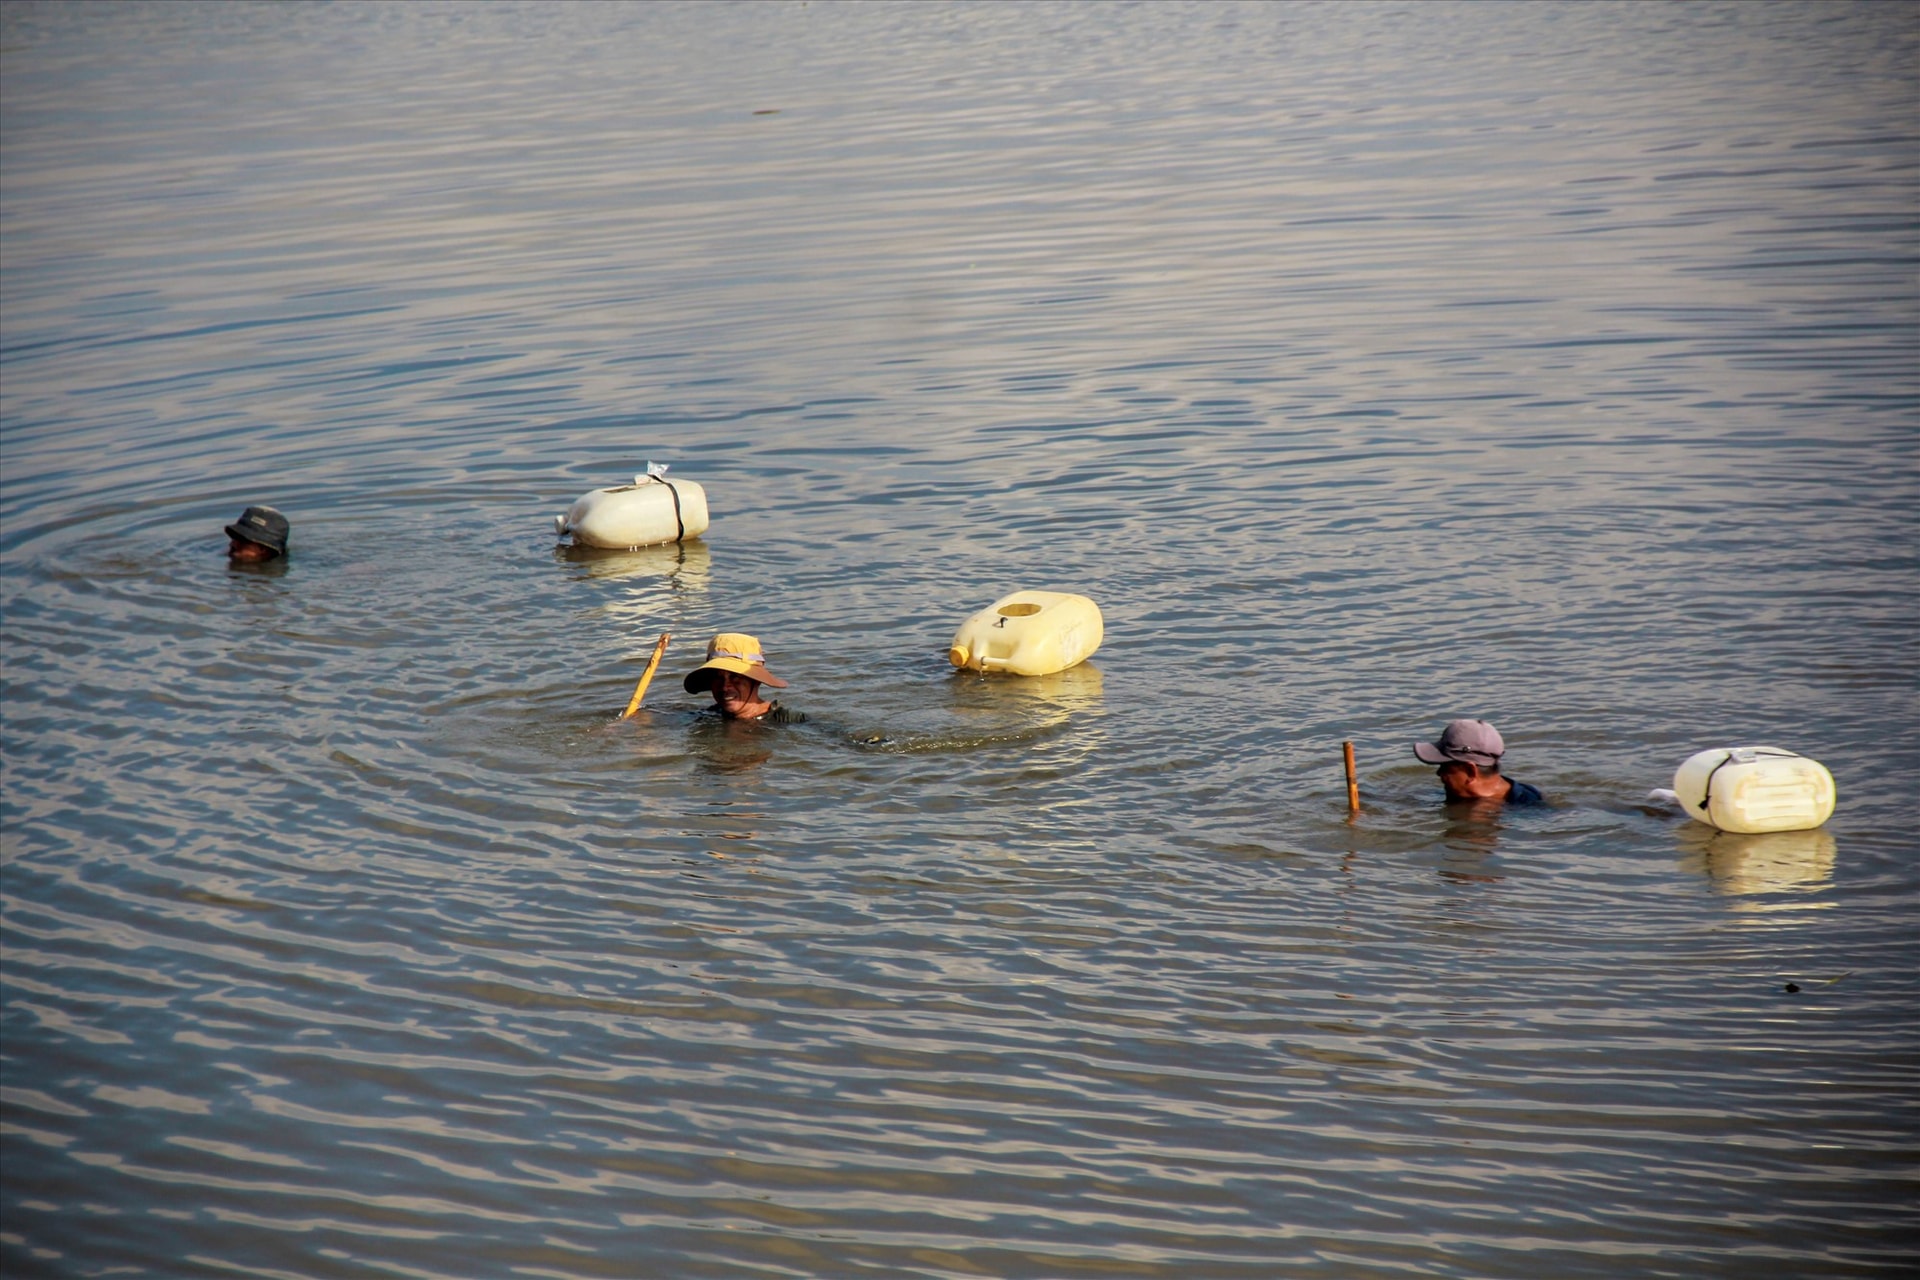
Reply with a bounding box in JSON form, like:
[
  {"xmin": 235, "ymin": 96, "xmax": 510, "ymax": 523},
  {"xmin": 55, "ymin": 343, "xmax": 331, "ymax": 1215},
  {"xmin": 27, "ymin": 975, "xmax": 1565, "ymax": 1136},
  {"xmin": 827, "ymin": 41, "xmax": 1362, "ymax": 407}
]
[
  {"xmin": 555, "ymin": 466, "xmax": 709, "ymax": 549},
  {"xmin": 948, "ymin": 590, "xmax": 1103, "ymax": 676},
  {"xmin": 1672, "ymin": 746, "xmax": 1836, "ymax": 834}
]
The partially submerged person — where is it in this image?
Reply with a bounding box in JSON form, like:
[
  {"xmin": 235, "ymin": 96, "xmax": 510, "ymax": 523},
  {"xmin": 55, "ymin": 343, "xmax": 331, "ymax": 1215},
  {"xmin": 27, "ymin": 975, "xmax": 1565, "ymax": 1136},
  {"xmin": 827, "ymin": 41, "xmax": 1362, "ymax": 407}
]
[
  {"xmin": 225, "ymin": 505, "xmax": 289, "ymax": 563},
  {"xmin": 683, "ymin": 633, "xmax": 805, "ymax": 724},
  {"xmin": 1413, "ymin": 718, "xmax": 1544, "ymax": 806}
]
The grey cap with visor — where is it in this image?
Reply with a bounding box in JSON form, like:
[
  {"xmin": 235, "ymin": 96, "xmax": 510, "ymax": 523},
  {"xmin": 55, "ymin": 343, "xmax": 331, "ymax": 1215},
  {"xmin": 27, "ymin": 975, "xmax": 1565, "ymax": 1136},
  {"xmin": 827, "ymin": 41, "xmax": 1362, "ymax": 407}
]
[{"xmin": 1412, "ymin": 719, "xmax": 1505, "ymax": 767}]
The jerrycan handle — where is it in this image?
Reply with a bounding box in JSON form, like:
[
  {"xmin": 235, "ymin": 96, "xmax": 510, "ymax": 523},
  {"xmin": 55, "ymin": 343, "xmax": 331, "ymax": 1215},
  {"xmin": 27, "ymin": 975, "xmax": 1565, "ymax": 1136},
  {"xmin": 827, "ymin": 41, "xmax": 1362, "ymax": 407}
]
[
  {"xmin": 1699, "ymin": 752, "xmax": 1734, "ymax": 813},
  {"xmin": 634, "ymin": 462, "xmax": 684, "ymax": 541}
]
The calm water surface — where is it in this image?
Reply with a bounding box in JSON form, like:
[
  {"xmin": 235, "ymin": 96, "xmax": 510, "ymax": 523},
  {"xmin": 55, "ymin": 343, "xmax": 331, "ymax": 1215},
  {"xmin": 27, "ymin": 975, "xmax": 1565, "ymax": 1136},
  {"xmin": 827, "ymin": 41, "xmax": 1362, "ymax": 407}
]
[{"xmin": 3, "ymin": 2, "xmax": 1917, "ymax": 1277}]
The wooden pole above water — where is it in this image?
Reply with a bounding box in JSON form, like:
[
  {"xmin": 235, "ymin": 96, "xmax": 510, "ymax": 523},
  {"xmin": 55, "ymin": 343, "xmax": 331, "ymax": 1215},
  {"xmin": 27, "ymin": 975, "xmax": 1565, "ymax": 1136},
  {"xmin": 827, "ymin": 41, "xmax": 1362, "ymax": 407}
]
[
  {"xmin": 621, "ymin": 633, "xmax": 672, "ymax": 719},
  {"xmin": 1343, "ymin": 740, "xmax": 1360, "ymax": 813}
]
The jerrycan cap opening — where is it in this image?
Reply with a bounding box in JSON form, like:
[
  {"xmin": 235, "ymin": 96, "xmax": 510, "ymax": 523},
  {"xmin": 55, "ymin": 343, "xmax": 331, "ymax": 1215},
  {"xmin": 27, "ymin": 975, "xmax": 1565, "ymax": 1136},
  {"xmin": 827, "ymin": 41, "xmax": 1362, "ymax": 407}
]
[{"xmin": 998, "ymin": 602, "xmax": 1043, "ymax": 618}]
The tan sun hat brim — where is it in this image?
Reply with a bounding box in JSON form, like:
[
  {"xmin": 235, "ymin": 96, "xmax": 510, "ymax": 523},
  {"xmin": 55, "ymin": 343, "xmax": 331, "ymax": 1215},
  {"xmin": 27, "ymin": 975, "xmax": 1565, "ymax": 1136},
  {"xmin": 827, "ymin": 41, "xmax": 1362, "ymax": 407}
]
[
  {"xmin": 683, "ymin": 657, "xmax": 787, "ymax": 694},
  {"xmin": 685, "ymin": 633, "xmax": 788, "ymax": 694}
]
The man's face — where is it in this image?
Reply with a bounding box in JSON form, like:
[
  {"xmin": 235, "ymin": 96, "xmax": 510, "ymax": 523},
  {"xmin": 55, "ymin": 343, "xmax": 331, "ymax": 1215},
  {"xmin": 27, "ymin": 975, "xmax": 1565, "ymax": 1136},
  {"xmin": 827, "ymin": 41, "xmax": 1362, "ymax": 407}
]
[
  {"xmin": 228, "ymin": 536, "xmax": 276, "ymax": 563},
  {"xmin": 712, "ymin": 671, "xmax": 764, "ymax": 719}
]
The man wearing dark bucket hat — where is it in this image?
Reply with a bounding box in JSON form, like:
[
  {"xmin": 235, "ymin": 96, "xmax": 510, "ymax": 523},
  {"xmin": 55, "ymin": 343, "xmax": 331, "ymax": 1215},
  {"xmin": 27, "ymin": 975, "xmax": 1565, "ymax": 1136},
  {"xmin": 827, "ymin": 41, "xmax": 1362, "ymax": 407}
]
[
  {"xmin": 1413, "ymin": 719, "xmax": 1544, "ymax": 806},
  {"xmin": 683, "ymin": 633, "xmax": 805, "ymax": 724},
  {"xmin": 225, "ymin": 505, "xmax": 290, "ymax": 563}
]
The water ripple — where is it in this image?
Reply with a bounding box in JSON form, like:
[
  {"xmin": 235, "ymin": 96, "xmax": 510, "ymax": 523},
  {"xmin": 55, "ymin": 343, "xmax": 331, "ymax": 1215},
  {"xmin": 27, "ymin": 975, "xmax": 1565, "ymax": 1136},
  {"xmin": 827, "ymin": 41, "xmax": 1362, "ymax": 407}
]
[{"xmin": 5, "ymin": 2, "xmax": 1918, "ymax": 1278}]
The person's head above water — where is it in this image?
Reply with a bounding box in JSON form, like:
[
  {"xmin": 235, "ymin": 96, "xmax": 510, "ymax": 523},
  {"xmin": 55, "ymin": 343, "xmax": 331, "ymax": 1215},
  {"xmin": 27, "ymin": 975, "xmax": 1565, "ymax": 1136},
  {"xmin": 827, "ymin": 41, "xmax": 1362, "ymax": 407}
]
[
  {"xmin": 1413, "ymin": 718, "xmax": 1525, "ymax": 804},
  {"xmin": 225, "ymin": 505, "xmax": 289, "ymax": 563},
  {"xmin": 683, "ymin": 632, "xmax": 789, "ymax": 721}
]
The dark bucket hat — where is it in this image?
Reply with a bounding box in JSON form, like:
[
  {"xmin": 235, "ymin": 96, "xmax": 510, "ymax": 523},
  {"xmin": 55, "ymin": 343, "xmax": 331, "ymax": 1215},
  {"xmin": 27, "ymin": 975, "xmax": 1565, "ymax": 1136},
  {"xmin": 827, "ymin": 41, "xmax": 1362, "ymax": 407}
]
[{"xmin": 226, "ymin": 505, "xmax": 290, "ymax": 555}]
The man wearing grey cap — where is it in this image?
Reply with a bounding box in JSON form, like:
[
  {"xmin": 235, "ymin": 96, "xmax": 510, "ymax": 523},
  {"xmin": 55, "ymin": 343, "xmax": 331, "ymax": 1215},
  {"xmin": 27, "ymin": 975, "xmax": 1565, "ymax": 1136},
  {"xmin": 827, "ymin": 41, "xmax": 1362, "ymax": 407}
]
[{"xmin": 1412, "ymin": 719, "xmax": 1544, "ymax": 806}]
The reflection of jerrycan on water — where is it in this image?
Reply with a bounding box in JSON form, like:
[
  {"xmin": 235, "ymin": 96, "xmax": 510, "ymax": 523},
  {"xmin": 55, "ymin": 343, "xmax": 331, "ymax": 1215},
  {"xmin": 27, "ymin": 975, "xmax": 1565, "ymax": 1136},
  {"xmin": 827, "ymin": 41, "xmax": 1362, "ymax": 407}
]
[
  {"xmin": 1675, "ymin": 824, "xmax": 1838, "ymax": 898},
  {"xmin": 556, "ymin": 541, "xmax": 711, "ymax": 644},
  {"xmin": 1673, "ymin": 746, "xmax": 1835, "ymax": 834},
  {"xmin": 858, "ymin": 647, "xmax": 1104, "ymax": 754},
  {"xmin": 557, "ymin": 539, "xmax": 713, "ymax": 586},
  {"xmin": 943, "ymin": 658, "xmax": 1105, "ymax": 721},
  {"xmin": 992, "ymin": 661, "xmax": 1104, "ymax": 705},
  {"xmin": 948, "ymin": 591, "xmax": 1103, "ymax": 676}
]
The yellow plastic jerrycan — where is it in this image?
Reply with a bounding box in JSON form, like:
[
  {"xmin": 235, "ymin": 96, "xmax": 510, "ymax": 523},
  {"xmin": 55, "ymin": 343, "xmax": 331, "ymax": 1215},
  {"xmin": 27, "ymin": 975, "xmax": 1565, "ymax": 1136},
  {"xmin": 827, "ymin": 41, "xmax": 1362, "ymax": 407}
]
[
  {"xmin": 948, "ymin": 590, "xmax": 1103, "ymax": 676},
  {"xmin": 1672, "ymin": 746, "xmax": 1836, "ymax": 834}
]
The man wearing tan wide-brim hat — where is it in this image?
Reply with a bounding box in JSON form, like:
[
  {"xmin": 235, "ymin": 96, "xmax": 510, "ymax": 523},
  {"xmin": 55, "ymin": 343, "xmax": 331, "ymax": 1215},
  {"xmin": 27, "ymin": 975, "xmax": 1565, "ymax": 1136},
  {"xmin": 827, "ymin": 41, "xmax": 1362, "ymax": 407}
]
[{"xmin": 683, "ymin": 633, "xmax": 804, "ymax": 723}]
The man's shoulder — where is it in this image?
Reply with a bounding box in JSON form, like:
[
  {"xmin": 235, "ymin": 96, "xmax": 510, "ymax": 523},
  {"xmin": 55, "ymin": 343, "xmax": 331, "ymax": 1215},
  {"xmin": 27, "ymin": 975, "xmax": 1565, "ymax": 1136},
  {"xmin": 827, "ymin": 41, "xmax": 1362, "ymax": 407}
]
[
  {"xmin": 1505, "ymin": 779, "xmax": 1545, "ymax": 805},
  {"xmin": 761, "ymin": 703, "xmax": 806, "ymax": 725}
]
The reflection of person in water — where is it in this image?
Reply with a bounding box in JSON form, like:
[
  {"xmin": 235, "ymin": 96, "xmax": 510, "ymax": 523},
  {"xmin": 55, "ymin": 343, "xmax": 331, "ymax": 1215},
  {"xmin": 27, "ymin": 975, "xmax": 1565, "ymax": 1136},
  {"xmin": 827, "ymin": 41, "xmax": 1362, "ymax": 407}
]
[
  {"xmin": 1413, "ymin": 719, "xmax": 1544, "ymax": 806},
  {"xmin": 682, "ymin": 633, "xmax": 805, "ymax": 724}
]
